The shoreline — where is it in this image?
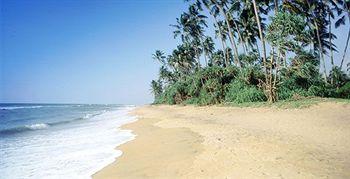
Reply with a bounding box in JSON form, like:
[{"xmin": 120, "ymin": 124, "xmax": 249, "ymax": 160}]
[
  {"xmin": 93, "ymin": 102, "xmax": 350, "ymax": 178},
  {"xmin": 92, "ymin": 106, "xmax": 203, "ymax": 178}
]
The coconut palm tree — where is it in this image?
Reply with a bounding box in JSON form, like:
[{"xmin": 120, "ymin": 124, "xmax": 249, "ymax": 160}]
[
  {"xmin": 227, "ymin": 0, "xmax": 249, "ymax": 54},
  {"xmin": 150, "ymin": 80, "xmax": 163, "ymax": 99},
  {"xmin": 203, "ymin": 36, "xmax": 216, "ymax": 65},
  {"xmin": 202, "ymin": 0, "xmax": 229, "ymax": 64},
  {"xmin": 251, "ymin": 0, "xmax": 267, "ymax": 68},
  {"xmin": 336, "ymin": 0, "xmax": 350, "ymax": 69},
  {"xmin": 206, "ymin": 0, "xmax": 241, "ymax": 67},
  {"xmin": 238, "ymin": 2, "xmax": 259, "ymax": 52},
  {"xmin": 210, "ymin": 50, "xmax": 225, "ymax": 66},
  {"xmin": 152, "ymin": 50, "xmax": 166, "ymax": 65},
  {"xmin": 283, "ymin": 0, "xmax": 332, "ymax": 82},
  {"xmin": 171, "ymin": 5, "xmax": 208, "ymax": 69}
]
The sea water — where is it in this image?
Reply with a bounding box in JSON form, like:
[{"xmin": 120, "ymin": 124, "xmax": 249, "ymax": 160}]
[{"xmin": 0, "ymin": 103, "xmax": 137, "ymax": 179}]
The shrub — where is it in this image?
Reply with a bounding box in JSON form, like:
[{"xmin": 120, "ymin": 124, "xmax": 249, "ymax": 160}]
[
  {"xmin": 277, "ymin": 86, "xmax": 309, "ymax": 100},
  {"xmin": 225, "ymin": 80, "xmax": 266, "ymax": 103},
  {"xmin": 336, "ymin": 82, "xmax": 350, "ymax": 99}
]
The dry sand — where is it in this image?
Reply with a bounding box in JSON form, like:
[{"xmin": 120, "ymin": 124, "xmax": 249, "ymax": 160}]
[{"xmin": 93, "ymin": 102, "xmax": 350, "ymax": 179}]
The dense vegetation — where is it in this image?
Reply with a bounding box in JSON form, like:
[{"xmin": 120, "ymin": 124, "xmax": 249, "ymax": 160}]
[{"xmin": 151, "ymin": 0, "xmax": 350, "ymax": 105}]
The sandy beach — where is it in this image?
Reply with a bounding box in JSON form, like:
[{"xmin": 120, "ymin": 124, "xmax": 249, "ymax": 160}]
[{"xmin": 93, "ymin": 102, "xmax": 350, "ymax": 179}]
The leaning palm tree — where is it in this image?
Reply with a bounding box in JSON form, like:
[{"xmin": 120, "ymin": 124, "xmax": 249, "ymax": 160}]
[
  {"xmin": 171, "ymin": 5, "xmax": 208, "ymax": 69},
  {"xmin": 202, "ymin": 0, "xmax": 229, "ymax": 64},
  {"xmin": 214, "ymin": 21, "xmax": 229, "ymax": 64},
  {"xmin": 336, "ymin": 0, "xmax": 350, "ymax": 69},
  {"xmin": 227, "ymin": 0, "xmax": 248, "ymax": 55},
  {"xmin": 206, "ymin": 0, "xmax": 241, "ymax": 67},
  {"xmin": 238, "ymin": 2, "xmax": 259, "ymax": 53},
  {"xmin": 283, "ymin": 0, "xmax": 330, "ymax": 82},
  {"xmin": 251, "ymin": 0, "xmax": 267, "ymax": 68},
  {"xmin": 202, "ymin": 36, "xmax": 215, "ymax": 65}
]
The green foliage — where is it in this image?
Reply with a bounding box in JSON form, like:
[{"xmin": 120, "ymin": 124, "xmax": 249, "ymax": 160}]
[
  {"xmin": 328, "ymin": 66, "xmax": 350, "ymax": 88},
  {"xmin": 154, "ymin": 66, "xmax": 239, "ymax": 105},
  {"xmin": 150, "ymin": 0, "xmax": 350, "ymax": 106},
  {"xmin": 336, "ymin": 82, "xmax": 350, "ymax": 99},
  {"xmin": 266, "ymin": 12, "xmax": 311, "ymax": 53},
  {"xmin": 239, "ymin": 52, "xmax": 259, "ymax": 66},
  {"xmin": 150, "ymin": 80, "xmax": 162, "ymax": 101},
  {"xmin": 225, "ymin": 80, "xmax": 266, "ymax": 103}
]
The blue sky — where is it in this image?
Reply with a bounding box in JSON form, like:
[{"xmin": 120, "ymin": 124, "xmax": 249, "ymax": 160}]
[
  {"xmin": 1, "ymin": 0, "xmax": 348, "ymax": 104},
  {"xmin": 1, "ymin": 0, "xmax": 187, "ymax": 104}
]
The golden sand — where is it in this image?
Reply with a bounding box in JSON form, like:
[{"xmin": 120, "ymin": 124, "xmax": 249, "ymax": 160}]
[{"xmin": 93, "ymin": 102, "xmax": 350, "ymax": 179}]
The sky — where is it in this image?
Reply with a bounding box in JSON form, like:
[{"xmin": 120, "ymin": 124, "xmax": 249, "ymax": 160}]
[
  {"xmin": 1, "ymin": 0, "xmax": 187, "ymax": 104},
  {"xmin": 0, "ymin": 0, "xmax": 348, "ymax": 104}
]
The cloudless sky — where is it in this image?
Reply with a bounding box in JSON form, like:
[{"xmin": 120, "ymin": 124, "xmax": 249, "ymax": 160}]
[
  {"xmin": 1, "ymin": 0, "xmax": 348, "ymax": 104},
  {"xmin": 1, "ymin": 0, "xmax": 187, "ymax": 104}
]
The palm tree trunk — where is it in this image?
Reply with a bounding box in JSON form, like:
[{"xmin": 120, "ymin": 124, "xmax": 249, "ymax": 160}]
[
  {"xmin": 252, "ymin": 0, "xmax": 267, "ymax": 75},
  {"xmin": 340, "ymin": 26, "xmax": 350, "ymax": 69},
  {"xmin": 305, "ymin": 1, "xmax": 327, "ymax": 82},
  {"xmin": 255, "ymin": 43, "xmax": 261, "ymax": 60},
  {"xmin": 340, "ymin": 1, "xmax": 350, "ymax": 69},
  {"xmin": 200, "ymin": 37, "xmax": 208, "ymax": 67},
  {"xmin": 244, "ymin": 42, "xmax": 249, "ymax": 52},
  {"xmin": 224, "ymin": 42, "xmax": 230, "ymax": 67},
  {"xmin": 328, "ymin": 13, "xmax": 334, "ymax": 70},
  {"xmin": 213, "ymin": 17, "xmax": 229, "ymax": 65},
  {"xmin": 223, "ymin": 3, "xmax": 247, "ymax": 55},
  {"xmin": 274, "ymin": 0, "xmax": 278, "ymax": 13},
  {"xmin": 276, "ymin": 48, "xmax": 281, "ymax": 81},
  {"xmin": 203, "ymin": 51, "xmax": 208, "ymax": 67},
  {"xmin": 252, "ymin": 0, "xmax": 267, "ymax": 66},
  {"xmin": 314, "ymin": 21, "xmax": 328, "ymax": 83},
  {"xmin": 252, "ymin": 0, "xmax": 275, "ymax": 102},
  {"xmin": 235, "ymin": 24, "xmax": 247, "ymax": 55},
  {"xmin": 217, "ymin": 5, "xmax": 241, "ymax": 67},
  {"xmin": 328, "ymin": 13, "xmax": 334, "ymax": 85},
  {"xmin": 194, "ymin": 46, "xmax": 201, "ymax": 70},
  {"xmin": 231, "ymin": 15, "xmax": 247, "ymax": 55}
]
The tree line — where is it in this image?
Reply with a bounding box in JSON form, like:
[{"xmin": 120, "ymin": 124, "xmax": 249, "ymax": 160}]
[{"xmin": 151, "ymin": 0, "xmax": 350, "ymax": 105}]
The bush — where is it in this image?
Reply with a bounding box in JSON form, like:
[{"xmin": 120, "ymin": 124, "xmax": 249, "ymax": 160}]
[
  {"xmin": 153, "ymin": 62, "xmax": 350, "ymax": 105},
  {"xmin": 336, "ymin": 82, "xmax": 350, "ymax": 99},
  {"xmin": 225, "ymin": 80, "xmax": 266, "ymax": 103},
  {"xmin": 277, "ymin": 86, "xmax": 309, "ymax": 100}
]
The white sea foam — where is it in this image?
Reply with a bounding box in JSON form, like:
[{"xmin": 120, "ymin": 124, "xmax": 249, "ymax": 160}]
[
  {"xmin": 0, "ymin": 106, "xmax": 44, "ymax": 110},
  {"xmin": 0, "ymin": 106, "xmax": 137, "ymax": 179},
  {"xmin": 25, "ymin": 123, "xmax": 49, "ymax": 130}
]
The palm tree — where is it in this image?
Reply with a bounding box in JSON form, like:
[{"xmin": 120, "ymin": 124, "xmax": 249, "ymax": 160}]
[
  {"xmin": 251, "ymin": 0, "xmax": 268, "ymax": 80},
  {"xmin": 325, "ymin": 1, "xmax": 341, "ymax": 73},
  {"xmin": 208, "ymin": 0, "xmax": 241, "ymax": 67},
  {"xmin": 150, "ymin": 80, "xmax": 163, "ymax": 99},
  {"xmin": 227, "ymin": 0, "xmax": 248, "ymax": 55},
  {"xmin": 168, "ymin": 43, "xmax": 197, "ymax": 75},
  {"xmin": 202, "ymin": 36, "xmax": 215, "ymax": 65},
  {"xmin": 238, "ymin": 2, "xmax": 259, "ymax": 53},
  {"xmin": 202, "ymin": 0, "xmax": 229, "ymax": 65},
  {"xmin": 336, "ymin": 0, "xmax": 350, "ymax": 69},
  {"xmin": 216, "ymin": 20, "xmax": 232, "ymax": 66},
  {"xmin": 283, "ymin": 0, "xmax": 330, "ymax": 82},
  {"xmin": 171, "ymin": 5, "xmax": 208, "ymax": 69},
  {"xmin": 251, "ymin": 0, "xmax": 267, "ymax": 65},
  {"xmin": 152, "ymin": 50, "xmax": 166, "ymax": 65},
  {"xmin": 210, "ymin": 50, "xmax": 225, "ymax": 66},
  {"xmin": 171, "ymin": 12, "xmax": 199, "ymax": 68}
]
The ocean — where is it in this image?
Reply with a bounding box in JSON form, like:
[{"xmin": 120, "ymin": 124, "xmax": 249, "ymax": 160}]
[{"xmin": 0, "ymin": 103, "xmax": 137, "ymax": 179}]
